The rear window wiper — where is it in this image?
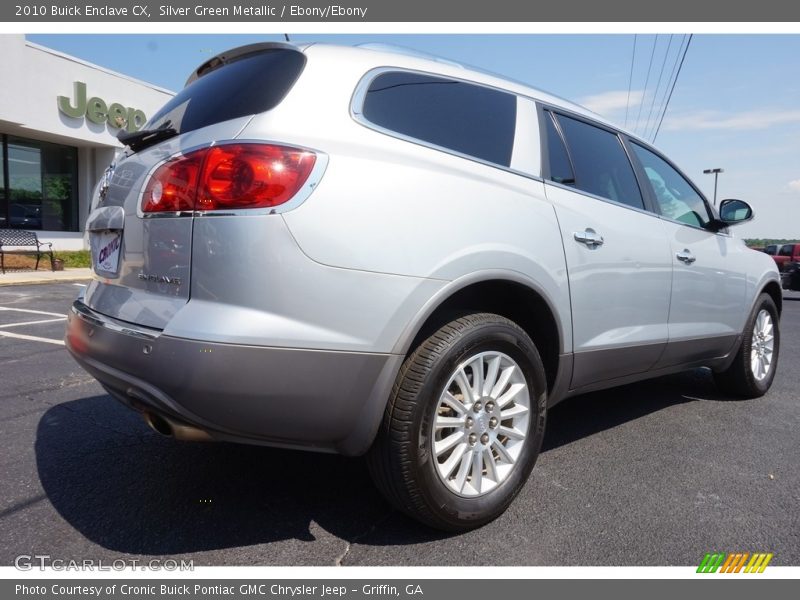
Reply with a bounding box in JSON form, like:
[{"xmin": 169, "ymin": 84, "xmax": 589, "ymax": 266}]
[{"xmin": 117, "ymin": 122, "xmax": 178, "ymax": 153}]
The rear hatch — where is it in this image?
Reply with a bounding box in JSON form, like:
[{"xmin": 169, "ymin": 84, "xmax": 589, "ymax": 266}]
[{"xmin": 84, "ymin": 44, "xmax": 307, "ymax": 330}]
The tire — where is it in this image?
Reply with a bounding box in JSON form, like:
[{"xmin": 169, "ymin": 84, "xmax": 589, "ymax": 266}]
[
  {"xmin": 714, "ymin": 293, "xmax": 780, "ymax": 398},
  {"xmin": 367, "ymin": 313, "xmax": 548, "ymax": 532}
]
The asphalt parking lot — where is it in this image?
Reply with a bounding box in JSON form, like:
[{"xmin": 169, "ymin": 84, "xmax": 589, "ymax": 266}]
[{"xmin": 0, "ymin": 282, "xmax": 798, "ymax": 567}]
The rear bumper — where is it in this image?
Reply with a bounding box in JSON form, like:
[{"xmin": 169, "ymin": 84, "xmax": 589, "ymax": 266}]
[{"xmin": 65, "ymin": 300, "xmax": 402, "ymax": 456}]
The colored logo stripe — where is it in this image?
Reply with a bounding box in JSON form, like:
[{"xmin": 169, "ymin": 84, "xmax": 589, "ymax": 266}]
[
  {"xmin": 745, "ymin": 553, "xmax": 773, "ymax": 573},
  {"xmin": 697, "ymin": 553, "xmax": 725, "ymax": 573},
  {"xmin": 697, "ymin": 552, "xmax": 773, "ymax": 573},
  {"xmin": 720, "ymin": 553, "xmax": 748, "ymax": 573}
]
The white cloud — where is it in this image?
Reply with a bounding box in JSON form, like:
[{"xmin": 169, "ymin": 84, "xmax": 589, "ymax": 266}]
[
  {"xmin": 578, "ymin": 95, "xmax": 800, "ymax": 135},
  {"xmin": 664, "ymin": 109, "xmax": 800, "ymax": 131},
  {"xmin": 788, "ymin": 179, "xmax": 800, "ymax": 192},
  {"xmin": 580, "ymin": 90, "xmax": 643, "ymax": 116}
]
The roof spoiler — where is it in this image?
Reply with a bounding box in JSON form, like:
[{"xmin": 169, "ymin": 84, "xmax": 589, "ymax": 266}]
[{"xmin": 185, "ymin": 41, "xmax": 301, "ymax": 87}]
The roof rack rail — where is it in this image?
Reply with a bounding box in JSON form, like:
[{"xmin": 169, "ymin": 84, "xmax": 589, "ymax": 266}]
[{"xmin": 355, "ymin": 43, "xmax": 465, "ymax": 69}]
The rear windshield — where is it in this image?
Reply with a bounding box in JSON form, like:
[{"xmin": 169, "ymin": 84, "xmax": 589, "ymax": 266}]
[{"xmin": 145, "ymin": 49, "xmax": 306, "ymax": 135}]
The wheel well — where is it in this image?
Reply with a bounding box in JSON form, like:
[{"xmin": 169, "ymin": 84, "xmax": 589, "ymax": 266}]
[
  {"xmin": 763, "ymin": 281, "xmax": 782, "ymax": 315},
  {"xmin": 406, "ymin": 280, "xmax": 561, "ymax": 393}
]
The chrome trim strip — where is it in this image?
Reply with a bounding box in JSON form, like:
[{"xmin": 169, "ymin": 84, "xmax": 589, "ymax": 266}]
[
  {"xmin": 71, "ymin": 300, "xmax": 161, "ymax": 341},
  {"xmin": 544, "ymin": 179, "xmax": 733, "ymax": 238},
  {"xmin": 544, "ymin": 179, "xmax": 661, "ymax": 219},
  {"xmin": 657, "ymin": 213, "xmax": 733, "ymax": 237}
]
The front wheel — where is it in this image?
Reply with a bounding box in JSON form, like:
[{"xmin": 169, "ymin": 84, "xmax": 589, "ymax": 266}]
[
  {"xmin": 367, "ymin": 313, "xmax": 547, "ymax": 531},
  {"xmin": 714, "ymin": 293, "xmax": 780, "ymax": 398}
]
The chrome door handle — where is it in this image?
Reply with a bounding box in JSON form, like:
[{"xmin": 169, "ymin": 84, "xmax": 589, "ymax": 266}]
[
  {"xmin": 574, "ymin": 229, "xmax": 604, "ymax": 248},
  {"xmin": 676, "ymin": 249, "xmax": 696, "ymax": 264}
]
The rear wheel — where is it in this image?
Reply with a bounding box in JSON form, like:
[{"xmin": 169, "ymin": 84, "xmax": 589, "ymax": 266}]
[
  {"xmin": 367, "ymin": 313, "xmax": 547, "ymax": 531},
  {"xmin": 714, "ymin": 293, "xmax": 780, "ymax": 398}
]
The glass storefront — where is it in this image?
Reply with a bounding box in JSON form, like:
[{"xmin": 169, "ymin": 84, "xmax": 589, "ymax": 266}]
[{"xmin": 0, "ymin": 134, "xmax": 78, "ymax": 231}]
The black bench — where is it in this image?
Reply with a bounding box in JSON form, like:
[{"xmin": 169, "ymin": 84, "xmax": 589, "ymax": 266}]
[{"xmin": 0, "ymin": 229, "xmax": 55, "ymax": 274}]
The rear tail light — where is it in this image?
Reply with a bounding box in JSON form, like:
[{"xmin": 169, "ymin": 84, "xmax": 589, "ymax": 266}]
[
  {"xmin": 142, "ymin": 153, "xmax": 203, "ymax": 213},
  {"xmin": 142, "ymin": 144, "xmax": 316, "ymax": 213}
]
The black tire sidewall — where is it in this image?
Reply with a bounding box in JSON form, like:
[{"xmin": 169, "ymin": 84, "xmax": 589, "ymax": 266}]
[
  {"xmin": 410, "ymin": 319, "xmax": 547, "ymax": 529},
  {"xmin": 740, "ymin": 294, "xmax": 780, "ymax": 396}
]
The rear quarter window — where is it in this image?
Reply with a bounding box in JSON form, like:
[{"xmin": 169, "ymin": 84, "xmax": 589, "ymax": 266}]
[{"xmin": 359, "ymin": 71, "xmax": 517, "ymax": 167}]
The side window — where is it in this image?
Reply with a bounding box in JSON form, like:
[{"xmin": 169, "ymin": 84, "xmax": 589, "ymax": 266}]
[
  {"xmin": 630, "ymin": 143, "xmax": 711, "ymax": 228},
  {"xmin": 779, "ymin": 245, "xmax": 793, "ymax": 256},
  {"xmin": 361, "ymin": 71, "xmax": 517, "ymax": 167},
  {"xmin": 543, "ymin": 112, "xmax": 575, "ymax": 185},
  {"xmin": 552, "ymin": 114, "xmax": 644, "ymax": 210}
]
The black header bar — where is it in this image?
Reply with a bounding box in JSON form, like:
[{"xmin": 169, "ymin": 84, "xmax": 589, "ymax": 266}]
[{"xmin": 4, "ymin": 0, "xmax": 800, "ymax": 22}]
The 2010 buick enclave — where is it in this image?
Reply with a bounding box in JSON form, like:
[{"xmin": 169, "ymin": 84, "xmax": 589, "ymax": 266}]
[{"xmin": 66, "ymin": 42, "xmax": 781, "ymax": 531}]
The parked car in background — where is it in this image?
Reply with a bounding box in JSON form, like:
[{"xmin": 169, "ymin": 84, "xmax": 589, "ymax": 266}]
[
  {"xmin": 781, "ymin": 261, "xmax": 800, "ymax": 291},
  {"xmin": 0, "ymin": 204, "xmax": 43, "ymax": 229},
  {"xmin": 772, "ymin": 243, "xmax": 800, "ymax": 272},
  {"xmin": 65, "ymin": 42, "xmax": 783, "ymax": 531}
]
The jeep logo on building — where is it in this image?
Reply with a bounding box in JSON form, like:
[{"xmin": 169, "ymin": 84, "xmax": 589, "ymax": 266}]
[{"xmin": 58, "ymin": 81, "xmax": 147, "ymax": 133}]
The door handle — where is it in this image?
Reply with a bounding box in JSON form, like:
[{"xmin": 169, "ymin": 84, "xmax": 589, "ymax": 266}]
[
  {"xmin": 676, "ymin": 249, "xmax": 696, "ymax": 264},
  {"xmin": 573, "ymin": 229, "xmax": 604, "ymax": 248}
]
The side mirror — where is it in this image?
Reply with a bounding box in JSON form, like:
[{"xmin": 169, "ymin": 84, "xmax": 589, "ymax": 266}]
[{"xmin": 718, "ymin": 199, "xmax": 754, "ymax": 225}]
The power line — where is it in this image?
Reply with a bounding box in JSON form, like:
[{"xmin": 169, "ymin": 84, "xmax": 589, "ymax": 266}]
[
  {"xmin": 624, "ymin": 34, "xmax": 637, "ymax": 128},
  {"xmin": 648, "ymin": 34, "xmax": 687, "ymax": 141},
  {"xmin": 652, "ymin": 34, "xmax": 693, "ymax": 144},
  {"xmin": 642, "ymin": 34, "xmax": 673, "ymax": 140},
  {"xmin": 634, "ymin": 34, "xmax": 658, "ymax": 135}
]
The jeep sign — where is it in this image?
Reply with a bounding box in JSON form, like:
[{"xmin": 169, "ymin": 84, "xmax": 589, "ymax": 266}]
[{"xmin": 58, "ymin": 81, "xmax": 147, "ymax": 133}]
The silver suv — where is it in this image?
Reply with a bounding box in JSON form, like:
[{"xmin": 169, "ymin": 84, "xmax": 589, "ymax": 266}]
[{"xmin": 66, "ymin": 42, "xmax": 782, "ymax": 531}]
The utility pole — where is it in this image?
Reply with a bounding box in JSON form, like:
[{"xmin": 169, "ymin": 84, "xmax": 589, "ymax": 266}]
[{"xmin": 703, "ymin": 168, "xmax": 724, "ymax": 206}]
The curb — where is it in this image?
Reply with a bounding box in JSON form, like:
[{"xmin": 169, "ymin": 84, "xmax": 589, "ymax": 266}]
[
  {"xmin": 0, "ymin": 269, "xmax": 94, "ymax": 287},
  {"xmin": 0, "ymin": 277, "xmax": 93, "ymax": 287}
]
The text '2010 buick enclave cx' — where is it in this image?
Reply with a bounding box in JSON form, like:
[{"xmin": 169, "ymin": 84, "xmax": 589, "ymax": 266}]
[{"xmin": 66, "ymin": 42, "xmax": 782, "ymax": 531}]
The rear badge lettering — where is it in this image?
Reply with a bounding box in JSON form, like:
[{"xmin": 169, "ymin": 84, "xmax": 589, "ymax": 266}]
[{"xmin": 138, "ymin": 272, "xmax": 182, "ymax": 286}]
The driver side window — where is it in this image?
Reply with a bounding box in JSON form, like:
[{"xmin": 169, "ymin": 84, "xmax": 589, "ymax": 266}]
[{"xmin": 630, "ymin": 142, "xmax": 711, "ymax": 228}]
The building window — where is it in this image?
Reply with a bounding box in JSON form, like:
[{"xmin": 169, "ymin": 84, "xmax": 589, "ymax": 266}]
[{"xmin": 1, "ymin": 134, "xmax": 79, "ymax": 232}]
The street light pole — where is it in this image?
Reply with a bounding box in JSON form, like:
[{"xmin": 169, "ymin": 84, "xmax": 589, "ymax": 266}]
[{"xmin": 703, "ymin": 168, "xmax": 724, "ymax": 206}]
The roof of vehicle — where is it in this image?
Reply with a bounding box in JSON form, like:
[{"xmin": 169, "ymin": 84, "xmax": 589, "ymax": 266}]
[
  {"xmin": 301, "ymin": 42, "xmax": 638, "ymax": 139},
  {"xmin": 189, "ymin": 41, "xmax": 641, "ymax": 144}
]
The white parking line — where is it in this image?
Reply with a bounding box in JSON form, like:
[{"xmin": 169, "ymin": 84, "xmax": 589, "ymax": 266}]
[
  {"xmin": 0, "ymin": 331, "xmax": 65, "ymax": 346},
  {"xmin": 0, "ymin": 307, "xmax": 67, "ymax": 318},
  {"xmin": 0, "ymin": 317, "xmax": 67, "ymax": 329}
]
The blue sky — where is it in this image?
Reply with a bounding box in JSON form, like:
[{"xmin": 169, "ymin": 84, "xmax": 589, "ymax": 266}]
[{"xmin": 29, "ymin": 34, "xmax": 800, "ymax": 239}]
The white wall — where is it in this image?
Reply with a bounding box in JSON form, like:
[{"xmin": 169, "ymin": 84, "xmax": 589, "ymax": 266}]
[
  {"xmin": 0, "ymin": 35, "xmax": 174, "ymax": 251},
  {"xmin": 0, "ymin": 35, "xmax": 173, "ymax": 147}
]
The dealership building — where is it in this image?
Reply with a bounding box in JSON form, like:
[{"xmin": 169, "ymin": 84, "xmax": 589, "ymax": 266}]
[{"xmin": 0, "ymin": 35, "xmax": 173, "ymax": 250}]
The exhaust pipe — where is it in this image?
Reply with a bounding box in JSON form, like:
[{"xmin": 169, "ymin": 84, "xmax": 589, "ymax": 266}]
[{"xmin": 142, "ymin": 410, "xmax": 213, "ymax": 442}]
